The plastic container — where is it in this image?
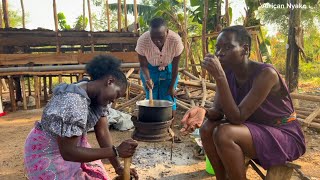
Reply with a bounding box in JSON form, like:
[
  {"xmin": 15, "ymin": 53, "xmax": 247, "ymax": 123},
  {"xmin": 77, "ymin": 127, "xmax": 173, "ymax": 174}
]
[{"xmin": 205, "ymin": 155, "xmax": 215, "ymax": 175}]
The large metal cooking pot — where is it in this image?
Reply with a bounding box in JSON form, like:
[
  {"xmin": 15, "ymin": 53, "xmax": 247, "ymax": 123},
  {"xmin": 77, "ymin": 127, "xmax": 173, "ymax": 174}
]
[{"xmin": 136, "ymin": 100, "xmax": 173, "ymax": 122}]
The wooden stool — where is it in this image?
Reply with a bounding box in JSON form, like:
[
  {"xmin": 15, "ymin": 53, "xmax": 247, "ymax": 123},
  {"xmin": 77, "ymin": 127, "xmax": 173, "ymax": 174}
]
[{"xmin": 245, "ymin": 158, "xmax": 309, "ymax": 180}]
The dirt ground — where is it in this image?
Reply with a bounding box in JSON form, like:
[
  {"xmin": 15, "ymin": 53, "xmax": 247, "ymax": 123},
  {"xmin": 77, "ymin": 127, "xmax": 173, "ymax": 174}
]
[{"xmin": 0, "ymin": 107, "xmax": 320, "ymax": 180}]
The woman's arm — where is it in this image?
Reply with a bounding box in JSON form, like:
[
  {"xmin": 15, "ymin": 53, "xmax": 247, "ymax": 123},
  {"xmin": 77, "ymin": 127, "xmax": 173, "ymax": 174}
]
[
  {"xmin": 138, "ymin": 54, "xmax": 154, "ymax": 90},
  {"xmin": 203, "ymin": 55, "xmax": 279, "ymax": 125},
  {"xmin": 215, "ymin": 68, "xmax": 278, "ymax": 124},
  {"xmin": 206, "ymin": 88, "xmax": 224, "ymax": 121},
  {"xmin": 138, "ymin": 54, "xmax": 151, "ymax": 79},
  {"xmin": 57, "ymin": 136, "xmax": 115, "ymax": 162},
  {"xmin": 170, "ymin": 55, "xmax": 181, "ymax": 89},
  {"xmin": 94, "ymin": 116, "xmax": 122, "ymax": 171}
]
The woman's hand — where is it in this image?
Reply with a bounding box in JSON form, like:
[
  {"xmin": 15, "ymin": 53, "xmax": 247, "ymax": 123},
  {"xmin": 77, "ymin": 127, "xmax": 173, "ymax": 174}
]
[
  {"xmin": 115, "ymin": 167, "xmax": 139, "ymax": 180},
  {"xmin": 167, "ymin": 86, "xmax": 176, "ymax": 100},
  {"xmin": 146, "ymin": 79, "xmax": 154, "ymax": 89},
  {"xmin": 201, "ymin": 54, "xmax": 225, "ymax": 79},
  {"xmin": 117, "ymin": 139, "xmax": 138, "ymax": 158},
  {"xmin": 180, "ymin": 106, "xmax": 206, "ymax": 135}
]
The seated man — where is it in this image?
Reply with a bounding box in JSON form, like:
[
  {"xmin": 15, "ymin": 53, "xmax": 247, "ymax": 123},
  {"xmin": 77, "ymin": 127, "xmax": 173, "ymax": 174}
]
[{"xmin": 181, "ymin": 25, "xmax": 306, "ymax": 180}]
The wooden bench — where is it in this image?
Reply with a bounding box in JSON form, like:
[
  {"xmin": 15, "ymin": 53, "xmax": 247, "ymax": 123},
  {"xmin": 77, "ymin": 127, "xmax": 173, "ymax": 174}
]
[{"xmin": 245, "ymin": 158, "xmax": 310, "ymax": 180}]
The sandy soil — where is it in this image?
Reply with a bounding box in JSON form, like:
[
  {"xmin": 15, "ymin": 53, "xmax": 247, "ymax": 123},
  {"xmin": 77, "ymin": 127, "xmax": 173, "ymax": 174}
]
[{"xmin": 0, "ymin": 107, "xmax": 319, "ymax": 180}]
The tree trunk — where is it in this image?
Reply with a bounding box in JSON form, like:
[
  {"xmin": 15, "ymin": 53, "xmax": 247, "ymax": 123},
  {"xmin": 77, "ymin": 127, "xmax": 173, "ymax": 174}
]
[
  {"xmin": 225, "ymin": 0, "xmax": 230, "ymax": 26},
  {"xmin": 183, "ymin": 0, "xmax": 188, "ymax": 70},
  {"xmin": 117, "ymin": 0, "xmax": 122, "ymax": 32},
  {"xmin": 87, "ymin": 0, "xmax": 94, "ymax": 52},
  {"xmin": 216, "ymin": 0, "xmax": 221, "ymax": 30},
  {"xmin": 124, "ymin": 0, "xmax": 128, "ymax": 31},
  {"xmin": 106, "ymin": 0, "xmax": 110, "ymax": 31},
  {"xmin": 20, "ymin": 0, "xmax": 25, "ymax": 28},
  {"xmin": 83, "ymin": 0, "xmax": 86, "ymax": 30},
  {"xmin": 87, "ymin": 0, "xmax": 93, "ymax": 32},
  {"xmin": 53, "ymin": 0, "xmax": 60, "ymax": 53},
  {"xmin": 202, "ymin": 0, "xmax": 208, "ymax": 77},
  {"xmin": 285, "ymin": 0, "xmax": 302, "ymax": 92},
  {"xmin": 2, "ymin": 0, "xmax": 9, "ymax": 28},
  {"xmin": 0, "ymin": 2, "xmax": 3, "ymax": 28},
  {"xmin": 133, "ymin": 0, "xmax": 138, "ymax": 33}
]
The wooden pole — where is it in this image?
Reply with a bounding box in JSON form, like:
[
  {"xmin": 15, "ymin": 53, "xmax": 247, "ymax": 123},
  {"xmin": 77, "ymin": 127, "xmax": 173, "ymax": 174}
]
[
  {"xmin": 303, "ymin": 107, "xmax": 320, "ymax": 128},
  {"xmin": 83, "ymin": 0, "xmax": 86, "ymax": 30},
  {"xmin": 1, "ymin": 78, "xmax": 8, "ymax": 91},
  {"xmin": 216, "ymin": 0, "xmax": 221, "ymax": 29},
  {"xmin": 124, "ymin": 0, "xmax": 128, "ymax": 31},
  {"xmin": 87, "ymin": 0, "xmax": 94, "ymax": 52},
  {"xmin": 183, "ymin": 0, "xmax": 188, "ymax": 71},
  {"xmin": 27, "ymin": 77, "xmax": 31, "ymax": 95},
  {"xmin": 202, "ymin": 0, "xmax": 208, "ymax": 77},
  {"xmin": 106, "ymin": 0, "xmax": 110, "ymax": 31},
  {"xmin": 8, "ymin": 76, "xmax": 16, "ymax": 111},
  {"xmin": 201, "ymin": 79, "xmax": 207, "ymax": 107},
  {"xmin": 58, "ymin": 75, "xmax": 62, "ymax": 83},
  {"xmin": 34, "ymin": 76, "xmax": 41, "ymax": 109},
  {"xmin": 53, "ymin": 0, "xmax": 58, "ymax": 31},
  {"xmin": 225, "ymin": 0, "xmax": 230, "ymax": 26},
  {"xmin": 117, "ymin": 0, "xmax": 122, "ymax": 32},
  {"xmin": 20, "ymin": 0, "xmax": 25, "ymax": 28},
  {"xmin": 182, "ymin": 70, "xmax": 200, "ymax": 80},
  {"xmin": 133, "ymin": 0, "xmax": 138, "ymax": 33},
  {"xmin": 70, "ymin": 75, "xmax": 73, "ymax": 83},
  {"xmin": 20, "ymin": 76, "xmax": 27, "ymax": 110},
  {"xmin": 49, "ymin": 77, "xmax": 52, "ymax": 94},
  {"xmin": 53, "ymin": 0, "xmax": 60, "ymax": 53},
  {"xmin": 0, "ymin": 1, "xmax": 2, "ymax": 28},
  {"xmin": 290, "ymin": 93, "xmax": 320, "ymax": 102},
  {"xmin": 43, "ymin": 76, "xmax": 48, "ymax": 102},
  {"xmin": 179, "ymin": 80, "xmax": 216, "ymax": 90},
  {"xmin": 87, "ymin": 0, "xmax": 93, "ymax": 32},
  {"xmin": 2, "ymin": 0, "xmax": 9, "ymax": 28},
  {"xmin": 285, "ymin": 0, "xmax": 301, "ymax": 92},
  {"xmin": 254, "ymin": 35, "xmax": 263, "ymax": 62}
]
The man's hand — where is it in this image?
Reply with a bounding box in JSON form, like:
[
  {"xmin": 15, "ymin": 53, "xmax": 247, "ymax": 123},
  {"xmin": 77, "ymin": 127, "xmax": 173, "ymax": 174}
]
[{"xmin": 180, "ymin": 107, "xmax": 206, "ymax": 135}]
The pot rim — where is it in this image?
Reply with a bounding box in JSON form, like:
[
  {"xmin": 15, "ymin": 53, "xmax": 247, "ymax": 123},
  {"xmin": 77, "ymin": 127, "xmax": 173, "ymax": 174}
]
[{"xmin": 136, "ymin": 99, "xmax": 174, "ymax": 107}]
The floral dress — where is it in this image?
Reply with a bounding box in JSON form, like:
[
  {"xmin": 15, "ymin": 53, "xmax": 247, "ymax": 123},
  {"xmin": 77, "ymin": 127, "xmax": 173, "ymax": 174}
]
[{"xmin": 24, "ymin": 83, "xmax": 110, "ymax": 180}]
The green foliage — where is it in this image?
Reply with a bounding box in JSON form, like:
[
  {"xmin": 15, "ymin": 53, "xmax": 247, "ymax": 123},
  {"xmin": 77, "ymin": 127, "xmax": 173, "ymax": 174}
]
[
  {"xmin": 74, "ymin": 15, "xmax": 88, "ymax": 31},
  {"xmin": 257, "ymin": 1, "xmax": 320, "ymax": 34},
  {"xmin": 0, "ymin": 6, "xmax": 28, "ymax": 28},
  {"xmin": 188, "ymin": 0, "xmax": 219, "ymax": 32},
  {"xmin": 57, "ymin": 13, "xmax": 88, "ymax": 31},
  {"xmin": 268, "ymin": 24, "xmax": 320, "ymax": 90},
  {"xmin": 303, "ymin": 26, "xmax": 320, "ymax": 62},
  {"xmin": 300, "ymin": 61, "xmax": 320, "ymax": 79},
  {"xmin": 57, "ymin": 13, "xmax": 71, "ymax": 30}
]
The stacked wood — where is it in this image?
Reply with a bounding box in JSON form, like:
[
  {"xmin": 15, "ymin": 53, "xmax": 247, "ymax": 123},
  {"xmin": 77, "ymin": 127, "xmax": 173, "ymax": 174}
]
[{"xmin": 0, "ymin": 30, "xmax": 138, "ymax": 46}]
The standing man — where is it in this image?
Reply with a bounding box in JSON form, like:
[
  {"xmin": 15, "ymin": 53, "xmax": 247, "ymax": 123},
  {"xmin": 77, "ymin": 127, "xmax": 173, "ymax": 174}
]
[{"xmin": 135, "ymin": 17, "xmax": 184, "ymax": 118}]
